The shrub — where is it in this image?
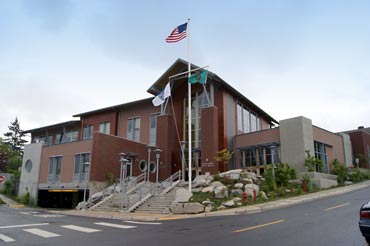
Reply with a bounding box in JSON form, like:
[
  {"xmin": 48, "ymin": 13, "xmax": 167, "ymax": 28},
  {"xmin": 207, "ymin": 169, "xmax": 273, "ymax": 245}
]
[
  {"xmin": 331, "ymin": 159, "xmax": 348, "ymax": 185},
  {"xmin": 304, "ymin": 150, "xmax": 323, "ymax": 172}
]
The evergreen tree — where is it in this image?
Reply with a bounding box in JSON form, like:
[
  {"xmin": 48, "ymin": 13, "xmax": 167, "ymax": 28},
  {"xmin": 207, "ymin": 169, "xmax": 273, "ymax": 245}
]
[{"xmin": 3, "ymin": 117, "xmax": 27, "ymax": 157}]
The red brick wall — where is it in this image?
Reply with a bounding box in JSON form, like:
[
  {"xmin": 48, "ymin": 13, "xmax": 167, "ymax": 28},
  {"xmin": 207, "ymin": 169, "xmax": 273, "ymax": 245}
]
[
  {"xmin": 349, "ymin": 131, "xmax": 370, "ymax": 168},
  {"xmin": 90, "ymin": 132, "xmax": 152, "ymax": 182},
  {"xmin": 117, "ymin": 101, "xmax": 160, "ymax": 144},
  {"xmin": 82, "ymin": 111, "xmax": 118, "ymax": 138},
  {"xmin": 313, "ymin": 126, "xmax": 345, "ymax": 165},
  {"xmin": 39, "ymin": 140, "xmax": 93, "ymax": 183},
  {"xmin": 201, "ymin": 107, "xmax": 219, "ymax": 174}
]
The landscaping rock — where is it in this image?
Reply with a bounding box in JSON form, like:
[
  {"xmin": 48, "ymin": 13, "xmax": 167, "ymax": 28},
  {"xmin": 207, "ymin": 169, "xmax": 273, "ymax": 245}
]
[
  {"xmin": 229, "ymin": 173, "xmax": 240, "ymax": 180},
  {"xmin": 214, "ymin": 186, "xmax": 228, "ymax": 199},
  {"xmin": 234, "ymin": 183, "xmax": 244, "ymax": 189},
  {"xmin": 217, "ymin": 205, "xmax": 226, "ymax": 210},
  {"xmin": 201, "ymin": 200, "xmax": 214, "ymax": 206},
  {"xmin": 260, "ymin": 191, "xmax": 269, "ymax": 200},
  {"xmin": 223, "ymin": 200, "xmax": 235, "ymax": 207},
  {"xmin": 183, "ymin": 202, "xmax": 205, "ymax": 214},
  {"xmin": 175, "ymin": 188, "xmax": 193, "ymax": 203},
  {"xmin": 218, "ymin": 169, "xmax": 242, "ymax": 178},
  {"xmin": 170, "ymin": 203, "xmax": 184, "ymax": 214},
  {"xmin": 193, "ymin": 174, "xmax": 214, "ymax": 187},
  {"xmin": 242, "ymin": 178, "xmax": 253, "ymax": 184},
  {"xmin": 211, "ymin": 181, "xmax": 225, "ymax": 188},
  {"xmin": 244, "ymin": 172, "xmax": 257, "ymax": 180},
  {"xmin": 202, "ymin": 186, "xmax": 214, "ymax": 193},
  {"xmin": 231, "ymin": 189, "xmax": 243, "ymax": 196},
  {"xmin": 245, "ymin": 183, "xmax": 260, "ymax": 194},
  {"xmin": 205, "ymin": 205, "xmax": 213, "ymax": 212},
  {"xmin": 233, "ymin": 197, "xmax": 242, "ymax": 202}
]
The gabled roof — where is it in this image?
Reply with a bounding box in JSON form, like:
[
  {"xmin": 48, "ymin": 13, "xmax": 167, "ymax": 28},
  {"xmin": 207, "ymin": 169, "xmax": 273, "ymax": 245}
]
[
  {"xmin": 23, "ymin": 120, "xmax": 80, "ymax": 134},
  {"xmin": 148, "ymin": 58, "xmax": 278, "ymax": 124}
]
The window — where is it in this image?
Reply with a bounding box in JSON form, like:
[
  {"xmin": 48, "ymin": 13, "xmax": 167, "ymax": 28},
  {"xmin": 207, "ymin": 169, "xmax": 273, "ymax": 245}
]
[
  {"xmin": 48, "ymin": 156, "xmax": 62, "ymax": 183},
  {"xmin": 74, "ymin": 153, "xmax": 90, "ymax": 182},
  {"xmin": 237, "ymin": 102, "xmax": 260, "ymax": 133},
  {"xmin": 314, "ymin": 141, "xmax": 328, "ymax": 173},
  {"xmin": 83, "ymin": 125, "xmax": 94, "ymax": 140},
  {"xmin": 25, "ymin": 159, "xmax": 32, "ymax": 173},
  {"xmin": 149, "ymin": 113, "xmax": 159, "ymax": 146},
  {"xmin": 55, "ymin": 133, "xmax": 64, "ymax": 144},
  {"xmin": 99, "ymin": 122, "xmax": 110, "ymax": 134},
  {"xmin": 65, "ymin": 130, "xmax": 78, "ymax": 142},
  {"xmin": 127, "ymin": 117, "xmax": 140, "ymax": 142}
]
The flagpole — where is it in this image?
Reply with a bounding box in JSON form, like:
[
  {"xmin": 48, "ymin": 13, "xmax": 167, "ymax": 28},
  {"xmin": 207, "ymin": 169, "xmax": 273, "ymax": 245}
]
[{"xmin": 187, "ymin": 17, "xmax": 192, "ymax": 193}]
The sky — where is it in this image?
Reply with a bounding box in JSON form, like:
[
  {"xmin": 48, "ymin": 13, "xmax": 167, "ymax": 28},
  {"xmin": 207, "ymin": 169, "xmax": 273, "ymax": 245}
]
[{"xmin": 1, "ymin": 0, "xmax": 369, "ymax": 141}]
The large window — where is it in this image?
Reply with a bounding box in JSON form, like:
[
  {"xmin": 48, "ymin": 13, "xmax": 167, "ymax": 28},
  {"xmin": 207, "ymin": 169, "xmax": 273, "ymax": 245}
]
[
  {"xmin": 127, "ymin": 117, "xmax": 140, "ymax": 142},
  {"xmin": 99, "ymin": 122, "xmax": 110, "ymax": 134},
  {"xmin": 314, "ymin": 141, "xmax": 328, "ymax": 173},
  {"xmin": 55, "ymin": 133, "xmax": 64, "ymax": 144},
  {"xmin": 48, "ymin": 156, "xmax": 62, "ymax": 183},
  {"xmin": 65, "ymin": 130, "xmax": 78, "ymax": 142},
  {"xmin": 240, "ymin": 145, "xmax": 279, "ymax": 168},
  {"xmin": 237, "ymin": 102, "xmax": 260, "ymax": 134},
  {"xmin": 83, "ymin": 125, "xmax": 94, "ymax": 140},
  {"xmin": 149, "ymin": 113, "xmax": 160, "ymax": 146},
  {"xmin": 74, "ymin": 153, "xmax": 90, "ymax": 182}
]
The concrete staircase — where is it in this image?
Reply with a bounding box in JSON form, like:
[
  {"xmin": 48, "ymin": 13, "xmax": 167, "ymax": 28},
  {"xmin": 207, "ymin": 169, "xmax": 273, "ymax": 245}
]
[{"xmin": 134, "ymin": 187, "xmax": 178, "ymax": 214}]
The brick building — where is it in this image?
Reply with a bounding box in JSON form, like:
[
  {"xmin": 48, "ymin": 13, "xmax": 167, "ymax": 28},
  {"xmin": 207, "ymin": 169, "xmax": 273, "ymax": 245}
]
[
  {"xmin": 18, "ymin": 59, "xmax": 352, "ymax": 208},
  {"xmin": 342, "ymin": 126, "xmax": 370, "ymax": 168}
]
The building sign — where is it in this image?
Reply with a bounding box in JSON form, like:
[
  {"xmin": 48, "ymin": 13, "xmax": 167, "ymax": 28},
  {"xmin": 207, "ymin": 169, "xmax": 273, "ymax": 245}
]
[{"xmin": 201, "ymin": 162, "xmax": 214, "ymax": 168}]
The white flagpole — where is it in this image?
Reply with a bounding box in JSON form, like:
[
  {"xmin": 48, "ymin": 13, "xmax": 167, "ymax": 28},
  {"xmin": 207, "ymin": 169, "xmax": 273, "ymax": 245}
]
[{"xmin": 187, "ymin": 18, "xmax": 192, "ymax": 192}]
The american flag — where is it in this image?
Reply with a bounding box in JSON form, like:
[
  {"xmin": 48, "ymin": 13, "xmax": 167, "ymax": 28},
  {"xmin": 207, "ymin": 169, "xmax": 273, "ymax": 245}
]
[{"xmin": 165, "ymin": 23, "xmax": 187, "ymax": 43}]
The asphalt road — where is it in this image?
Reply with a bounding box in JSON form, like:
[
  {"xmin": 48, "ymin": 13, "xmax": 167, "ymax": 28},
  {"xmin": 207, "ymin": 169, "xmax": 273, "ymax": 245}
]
[{"xmin": 1, "ymin": 186, "xmax": 370, "ymax": 246}]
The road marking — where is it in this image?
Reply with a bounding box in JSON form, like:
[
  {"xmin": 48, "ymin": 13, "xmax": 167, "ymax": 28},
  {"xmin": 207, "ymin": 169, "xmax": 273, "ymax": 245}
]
[
  {"xmin": 0, "ymin": 233, "xmax": 15, "ymax": 242},
  {"xmin": 34, "ymin": 214, "xmax": 65, "ymax": 218},
  {"xmin": 233, "ymin": 220, "xmax": 285, "ymax": 233},
  {"xmin": 61, "ymin": 225, "xmax": 101, "ymax": 233},
  {"xmin": 0, "ymin": 223, "xmax": 49, "ymax": 229},
  {"xmin": 324, "ymin": 202, "xmax": 351, "ymax": 211},
  {"xmin": 94, "ymin": 222, "xmax": 136, "ymax": 229},
  {"xmin": 20, "ymin": 211, "xmax": 39, "ymax": 215},
  {"xmin": 123, "ymin": 221, "xmax": 162, "ymax": 225},
  {"xmin": 23, "ymin": 228, "xmax": 61, "ymax": 238}
]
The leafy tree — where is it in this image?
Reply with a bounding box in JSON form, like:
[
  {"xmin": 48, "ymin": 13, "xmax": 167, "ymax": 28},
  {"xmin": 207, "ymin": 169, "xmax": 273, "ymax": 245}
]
[
  {"xmin": 215, "ymin": 148, "xmax": 233, "ymax": 168},
  {"xmin": 3, "ymin": 117, "xmax": 27, "ymax": 158}
]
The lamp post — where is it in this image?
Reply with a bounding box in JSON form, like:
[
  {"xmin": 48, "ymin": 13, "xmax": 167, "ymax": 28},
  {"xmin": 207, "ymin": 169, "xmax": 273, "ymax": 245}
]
[
  {"xmin": 119, "ymin": 152, "xmax": 128, "ymax": 211},
  {"xmin": 180, "ymin": 141, "xmax": 186, "ymax": 181},
  {"xmin": 82, "ymin": 161, "xmax": 90, "ymax": 210},
  {"xmin": 154, "ymin": 149, "xmax": 162, "ymax": 185},
  {"xmin": 146, "ymin": 146, "xmax": 153, "ymax": 182}
]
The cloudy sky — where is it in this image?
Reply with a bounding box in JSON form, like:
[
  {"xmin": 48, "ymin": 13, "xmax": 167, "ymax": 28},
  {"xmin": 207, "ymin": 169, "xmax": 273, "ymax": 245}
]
[{"xmin": 1, "ymin": 0, "xmax": 369, "ymax": 140}]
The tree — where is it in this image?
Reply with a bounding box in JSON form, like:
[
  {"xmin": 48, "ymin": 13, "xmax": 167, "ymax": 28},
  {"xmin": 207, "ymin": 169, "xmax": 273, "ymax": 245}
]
[
  {"xmin": 215, "ymin": 148, "xmax": 233, "ymax": 171},
  {"xmin": 3, "ymin": 117, "xmax": 27, "ymax": 158},
  {"xmin": 304, "ymin": 150, "xmax": 323, "ymax": 172}
]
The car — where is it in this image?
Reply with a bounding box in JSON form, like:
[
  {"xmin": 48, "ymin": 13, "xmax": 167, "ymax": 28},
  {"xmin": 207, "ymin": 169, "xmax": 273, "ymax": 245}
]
[{"xmin": 359, "ymin": 201, "xmax": 370, "ymax": 244}]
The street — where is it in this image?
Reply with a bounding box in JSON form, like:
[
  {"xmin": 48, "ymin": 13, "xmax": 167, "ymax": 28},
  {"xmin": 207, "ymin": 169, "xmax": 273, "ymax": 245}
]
[{"xmin": 1, "ymin": 186, "xmax": 369, "ymax": 246}]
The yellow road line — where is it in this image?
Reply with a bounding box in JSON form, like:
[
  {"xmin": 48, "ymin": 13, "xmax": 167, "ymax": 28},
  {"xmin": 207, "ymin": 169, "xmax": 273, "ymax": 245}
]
[
  {"xmin": 324, "ymin": 202, "xmax": 350, "ymax": 211},
  {"xmin": 233, "ymin": 220, "xmax": 285, "ymax": 233}
]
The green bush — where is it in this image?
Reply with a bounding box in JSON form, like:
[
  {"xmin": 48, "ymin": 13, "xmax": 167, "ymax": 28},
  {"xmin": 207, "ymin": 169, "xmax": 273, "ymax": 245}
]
[
  {"xmin": 17, "ymin": 192, "xmax": 30, "ymax": 205},
  {"xmin": 348, "ymin": 168, "xmax": 368, "ymax": 183},
  {"xmin": 262, "ymin": 163, "xmax": 297, "ymax": 192},
  {"xmin": 331, "ymin": 159, "xmax": 348, "ymax": 185},
  {"xmin": 304, "ymin": 150, "xmax": 323, "ymax": 172}
]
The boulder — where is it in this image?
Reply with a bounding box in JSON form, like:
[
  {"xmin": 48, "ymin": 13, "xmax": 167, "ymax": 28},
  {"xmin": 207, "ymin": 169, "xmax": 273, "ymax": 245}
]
[
  {"xmin": 170, "ymin": 203, "xmax": 185, "ymax": 214},
  {"xmin": 260, "ymin": 191, "xmax": 269, "ymax": 200},
  {"xmin": 217, "ymin": 205, "xmax": 226, "ymax": 210},
  {"xmin": 175, "ymin": 188, "xmax": 193, "ymax": 203},
  {"xmin": 245, "ymin": 189, "xmax": 255, "ymax": 198},
  {"xmin": 223, "ymin": 200, "xmax": 235, "ymax": 208},
  {"xmin": 205, "ymin": 205, "xmax": 213, "ymax": 212},
  {"xmin": 218, "ymin": 169, "xmax": 243, "ymax": 177},
  {"xmin": 231, "ymin": 189, "xmax": 243, "ymax": 196},
  {"xmin": 201, "ymin": 200, "xmax": 214, "ymax": 206},
  {"xmin": 229, "ymin": 173, "xmax": 240, "ymax": 180},
  {"xmin": 244, "ymin": 172, "xmax": 257, "ymax": 180},
  {"xmin": 233, "ymin": 197, "xmax": 242, "ymax": 202},
  {"xmin": 242, "ymin": 178, "xmax": 253, "ymax": 184},
  {"xmin": 234, "ymin": 183, "xmax": 244, "ymax": 189},
  {"xmin": 202, "ymin": 186, "xmax": 214, "ymax": 193},
  {"xmin": 214, "ymin": 186, "xmax": 228, "ymax": 199},
  {"xmin": 193, "ymin": 174, "xmax": 214, "ymax": 187},
  {"xmin": 245, "ymin": 183, "xmax": 260, "ymax": 194},
  {"xmin": 183, "ymin": 202, "xmax": 205, "ymax": 214},
  {"xmin": 211, "ymin": 181, "xmax": 225, "ymax": 188}
]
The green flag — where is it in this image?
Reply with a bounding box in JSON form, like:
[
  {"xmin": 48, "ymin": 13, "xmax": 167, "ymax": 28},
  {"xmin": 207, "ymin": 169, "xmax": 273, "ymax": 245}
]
[{"xmin": 188, "ymin": 70, "xmax": 208, "ymax": 84}]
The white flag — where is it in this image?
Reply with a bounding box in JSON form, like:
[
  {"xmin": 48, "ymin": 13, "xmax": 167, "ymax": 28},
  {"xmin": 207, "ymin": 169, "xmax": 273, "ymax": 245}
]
[{"xmin": 152, "ymin": 82, "xmax": 171, "ymax": 106}]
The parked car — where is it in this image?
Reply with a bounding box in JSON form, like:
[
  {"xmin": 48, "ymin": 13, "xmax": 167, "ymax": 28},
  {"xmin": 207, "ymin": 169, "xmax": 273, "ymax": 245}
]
[{"xmin": 359, "ymin": 201, "xmax": 370, "ymax": 244}]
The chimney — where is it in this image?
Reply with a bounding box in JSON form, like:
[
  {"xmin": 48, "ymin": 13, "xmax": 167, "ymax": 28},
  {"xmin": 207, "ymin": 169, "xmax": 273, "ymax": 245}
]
[{"xmin": 358, "ymin": 126, "xmax": 364, "ymax": 129}]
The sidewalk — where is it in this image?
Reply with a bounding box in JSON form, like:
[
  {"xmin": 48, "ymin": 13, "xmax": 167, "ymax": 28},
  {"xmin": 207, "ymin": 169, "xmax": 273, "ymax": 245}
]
[
  {"xmin": 0, "ymin": 194, "xmax": 24, "ymax": 208},
  {"xmin": 3, "ymin": 181, "xmax": 370, "ymax": 221}
]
